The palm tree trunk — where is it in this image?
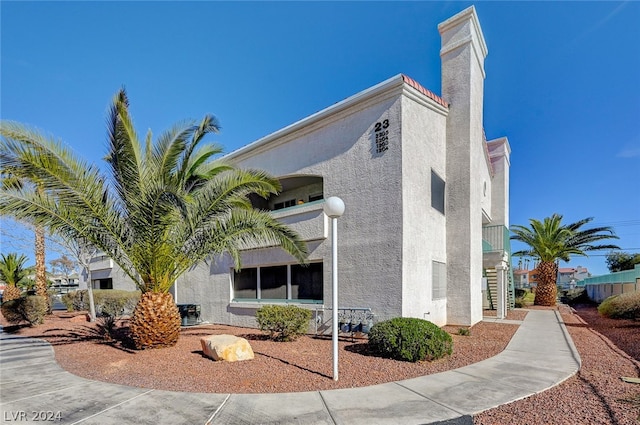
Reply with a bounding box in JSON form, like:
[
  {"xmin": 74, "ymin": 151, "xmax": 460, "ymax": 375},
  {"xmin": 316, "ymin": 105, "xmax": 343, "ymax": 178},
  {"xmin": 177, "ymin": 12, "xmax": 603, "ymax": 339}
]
[
  {"xmin": 534, "ymin": 261, "xmax": 558, "ymax": 306},
  {"xmin": 3, "ymin": 285, "xmax": 21, "ymax": 301},
  {"xmin": 35, "ymin": 225, "xmax": 47, "ymax": 296},
  {"xmin": 129, "ymin": 292, "xmax": 181, "ymax": 349}
]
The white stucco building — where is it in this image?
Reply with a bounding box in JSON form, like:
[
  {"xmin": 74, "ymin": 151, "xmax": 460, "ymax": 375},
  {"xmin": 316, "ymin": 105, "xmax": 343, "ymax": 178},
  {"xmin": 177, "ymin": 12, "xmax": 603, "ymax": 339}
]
[{"xmin": 174, "ymin": 6, "xmax": 513, "ymax": 328}]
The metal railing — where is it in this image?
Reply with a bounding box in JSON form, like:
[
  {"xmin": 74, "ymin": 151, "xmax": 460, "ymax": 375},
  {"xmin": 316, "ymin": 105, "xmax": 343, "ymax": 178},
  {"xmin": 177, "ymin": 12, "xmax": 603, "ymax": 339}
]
[{"xmin": 314, "ymin": 307, "xmax": 374, "ymax": 336}]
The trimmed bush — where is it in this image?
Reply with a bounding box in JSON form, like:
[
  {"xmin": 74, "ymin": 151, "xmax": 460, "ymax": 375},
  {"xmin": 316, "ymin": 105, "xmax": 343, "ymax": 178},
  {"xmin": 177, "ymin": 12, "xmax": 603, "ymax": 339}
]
[
  {"xmin": 598, "ymin": 292, "xmax": 640, "ymax": 320},
  {"xmin": 61, "ymin": 292, "xmax": 75, "ymax": 311},
  {"xmin": 62, "ymin": 289, "xmax": 140, "ymax": 316},
  {"xmin": 1, "ymin": 295, "xmax": 48, "ymax": 326},
  {"xmin": 1, "ymin": 299, "xmax": 25, "ymax": 323},
  {"xmin": 560, "ymin": 288, "xmax": 590, "ymax": 305},
  {"xmin": 368, "ymin": 317, "xmax": 453, "ymax": 362},
  {"xmin": 255, "ymin": 304, "xmax": 312, "ymax": 341}
]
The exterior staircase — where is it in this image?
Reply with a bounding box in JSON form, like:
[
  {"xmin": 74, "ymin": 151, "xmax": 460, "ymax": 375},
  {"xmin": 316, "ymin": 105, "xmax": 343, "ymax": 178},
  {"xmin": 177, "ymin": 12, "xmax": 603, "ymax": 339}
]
[
  {"xmin": 484, "ymin": 267, "xmax": 515, "ymax": 311},
  {"xmin": 485, "ymin": 268, "xmax": 497, "ymax": 310}
]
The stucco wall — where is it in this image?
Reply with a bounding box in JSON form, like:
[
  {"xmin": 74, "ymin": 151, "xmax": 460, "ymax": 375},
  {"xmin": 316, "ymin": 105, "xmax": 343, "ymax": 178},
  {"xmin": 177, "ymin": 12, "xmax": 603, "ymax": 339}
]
[
  {"xmin": 400, "ymin": 91, "xmax": 448, "ymax": 325},
  {"xmin": 488, "ymin": 138, "xmax": 511, "ymax": 228},
  {"xmin": 440, "ymin": 6, "xmax": 488, "ymax": 326},
  {"xmin": 178, "ymin": 87, "xmax": 408, "ymax": 326}
]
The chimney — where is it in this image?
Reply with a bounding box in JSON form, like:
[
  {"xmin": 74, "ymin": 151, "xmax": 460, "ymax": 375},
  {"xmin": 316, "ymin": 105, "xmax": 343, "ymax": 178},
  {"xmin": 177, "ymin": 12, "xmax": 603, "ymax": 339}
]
[{"xmin": 439, "ymin": 6, "xmax": 489, "ymax": 326}]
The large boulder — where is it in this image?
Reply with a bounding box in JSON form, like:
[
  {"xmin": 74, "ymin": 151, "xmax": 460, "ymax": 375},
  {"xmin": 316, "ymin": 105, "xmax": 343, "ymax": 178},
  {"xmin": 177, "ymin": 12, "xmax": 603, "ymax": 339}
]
[{"xmin": 200, "ymin": 334, "xmax": 254, "ymax": 362}]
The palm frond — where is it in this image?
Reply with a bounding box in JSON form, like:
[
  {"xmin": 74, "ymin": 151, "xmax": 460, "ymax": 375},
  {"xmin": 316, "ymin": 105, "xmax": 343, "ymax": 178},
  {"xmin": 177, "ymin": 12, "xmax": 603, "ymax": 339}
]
[{"xmin": 1, "ymin": 91, "xmax": 307, "ymax": 296}]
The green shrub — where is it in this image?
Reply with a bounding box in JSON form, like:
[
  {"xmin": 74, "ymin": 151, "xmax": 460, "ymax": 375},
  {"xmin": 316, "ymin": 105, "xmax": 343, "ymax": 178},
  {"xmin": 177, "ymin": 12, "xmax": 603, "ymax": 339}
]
[
  {"xmin": 514, "ymin": 288, "xmax": 527, "ymax": 298},
  {"xmin": 368, "ymin": 317, "xmax": 453, "ymax": 362},
  {"xmin": 62, "ymin": 289, "xmax": 140, "ymax": 316},
  {"xmin": 63, "ymin": 289, "xmax": 87, "ymax": 311},
  {"xmin": 514, "ymin": 297, "xmax": 525, "ymax": 308},
  {"xmin": 95, "ymin": 290, "xmax": 140, "ymax": 317},
  {"xmin": 255, "ymin": 304, "xmax": 312, "ymax": 341},
  {"xmin": 1, "ymin": 299, "xmax": 25, "ymax": 323},
  {"xmin": 457, "ymin": 327, "xmax": 470, "ymax": 336},
  {"xmin": 0, "ymin": 295, "xmax": 48, "ymax": 326},
  {"xmin": 560, "ymin": 288, "xmax": 590, "ymax": 305},
  {"xmin": 61, "ymin": 292, "xmax": 75, "ymax": 311},
  {"xmin": 598, "ymin": 292, "xmax": 640, "ymax": 320}
]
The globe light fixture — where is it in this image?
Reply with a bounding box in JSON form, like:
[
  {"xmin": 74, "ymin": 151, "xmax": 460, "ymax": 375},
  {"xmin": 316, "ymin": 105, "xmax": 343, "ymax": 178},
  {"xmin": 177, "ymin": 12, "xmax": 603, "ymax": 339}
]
[{"xmin": 324, "ymin": 196, "xmax": 345, "ymax": 380}]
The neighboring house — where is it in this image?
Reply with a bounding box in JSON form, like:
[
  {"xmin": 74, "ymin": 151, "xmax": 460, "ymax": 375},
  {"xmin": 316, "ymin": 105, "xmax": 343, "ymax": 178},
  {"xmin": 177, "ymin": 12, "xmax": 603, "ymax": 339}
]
[
  {"xmin": 513, "ymin": 269, "xmax": 530, "ymax": 289},
  {"xmin": 50, "ymin": 272, "xmax": 80, "ymax": 294},
  {"xmin": 80, "ymin": 253, "xmax": 136, "ymax": 291},
  {"xmin": 521, "ymin": 265, "xmax": 590, "ymax": 291},
  {"xmin": 557, "ymin": 266, "xmax": 589, "ymax": 289},
  {"xmin": 171, "ymin": 6, "xmax": 513, "ymax": 327},
  {"xmin": 96, "ymin": 7, "xmax": 513, "ymax": 327}
]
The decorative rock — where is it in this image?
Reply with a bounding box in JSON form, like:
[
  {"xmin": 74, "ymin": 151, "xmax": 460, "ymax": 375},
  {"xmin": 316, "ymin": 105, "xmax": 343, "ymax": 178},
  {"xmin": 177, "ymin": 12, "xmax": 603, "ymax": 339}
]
[
  {"xmin": 70, "ymin": 314, "xmax": 90, "ymax": 322},
  {"xmin": 200, "ymin": 334, "xmax": 254, "ymax": 362}
]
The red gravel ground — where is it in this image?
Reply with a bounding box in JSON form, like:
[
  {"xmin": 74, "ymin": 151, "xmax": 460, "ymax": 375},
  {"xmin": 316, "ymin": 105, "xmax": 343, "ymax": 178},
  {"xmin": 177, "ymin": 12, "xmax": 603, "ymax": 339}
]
[
  {"xmin": 2, "ymin": 305, "xmax": 638, "ymax": 424},
  {"xmin": 1, "ymin": 310, "xmax": 520, "ymax": 393}
]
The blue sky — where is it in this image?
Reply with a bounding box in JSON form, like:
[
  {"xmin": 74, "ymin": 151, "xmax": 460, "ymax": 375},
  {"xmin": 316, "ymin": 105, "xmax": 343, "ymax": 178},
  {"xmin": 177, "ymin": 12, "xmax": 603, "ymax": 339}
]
[{"xmin": 1, "ymin": 1, "xmax": 639, "ymax": 276}]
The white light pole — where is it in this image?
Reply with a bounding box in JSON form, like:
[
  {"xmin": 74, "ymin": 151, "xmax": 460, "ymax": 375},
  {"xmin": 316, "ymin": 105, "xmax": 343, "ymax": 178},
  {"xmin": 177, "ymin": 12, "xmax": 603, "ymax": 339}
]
[{"xmin": 324, "ymin": 196, "xmax": 345, "ymax": 381}]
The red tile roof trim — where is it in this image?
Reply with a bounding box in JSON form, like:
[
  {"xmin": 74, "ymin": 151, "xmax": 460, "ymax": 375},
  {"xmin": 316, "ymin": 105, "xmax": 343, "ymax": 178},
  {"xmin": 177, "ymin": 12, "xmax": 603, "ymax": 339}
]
[{"xmin": 401, "ymin": 74, "xmax": 449, "ymax": 108}]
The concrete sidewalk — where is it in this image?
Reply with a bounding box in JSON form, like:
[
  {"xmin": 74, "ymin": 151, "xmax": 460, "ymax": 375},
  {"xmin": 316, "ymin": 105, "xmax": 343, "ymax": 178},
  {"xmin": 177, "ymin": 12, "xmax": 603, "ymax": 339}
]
[{"xmin": 0, "ymin": 310, "xmax": 580, "ymax": 425}]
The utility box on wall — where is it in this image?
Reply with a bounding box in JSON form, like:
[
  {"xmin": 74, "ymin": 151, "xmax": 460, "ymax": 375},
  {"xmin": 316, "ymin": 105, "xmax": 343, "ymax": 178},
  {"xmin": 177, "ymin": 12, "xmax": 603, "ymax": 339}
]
[{"xmin": 177, "ymin": 304, "xmax": 201, "ymax": 326}]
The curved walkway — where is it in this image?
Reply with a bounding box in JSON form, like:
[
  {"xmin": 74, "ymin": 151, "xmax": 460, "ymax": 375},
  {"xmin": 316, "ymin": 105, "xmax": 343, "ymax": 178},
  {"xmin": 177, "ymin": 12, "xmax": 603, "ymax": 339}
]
[{"xmin": 0, "ymin": 310, "xmax": 580, "ymax": 425}]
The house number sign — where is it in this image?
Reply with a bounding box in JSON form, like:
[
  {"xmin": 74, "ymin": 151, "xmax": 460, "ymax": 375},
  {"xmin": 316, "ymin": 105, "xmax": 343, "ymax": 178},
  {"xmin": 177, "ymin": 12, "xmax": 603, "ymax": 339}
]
[{"xmin": 374, "ymin": 119, "xmax": 390, "ymax": 153}]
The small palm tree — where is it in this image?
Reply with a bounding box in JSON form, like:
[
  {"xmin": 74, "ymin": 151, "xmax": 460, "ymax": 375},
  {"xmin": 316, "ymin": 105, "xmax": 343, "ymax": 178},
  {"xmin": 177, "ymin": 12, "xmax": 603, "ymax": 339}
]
[
  {"xmin": 511, "ymin": 214, "xmax": 619, "ymax": 306},
  {"xmin": 0, "ymin": 89, "xmax": 307, "ymax": 348},
  {"xmin": 0, "ymin": 253, "xmax": 33, "ymax": 301}
]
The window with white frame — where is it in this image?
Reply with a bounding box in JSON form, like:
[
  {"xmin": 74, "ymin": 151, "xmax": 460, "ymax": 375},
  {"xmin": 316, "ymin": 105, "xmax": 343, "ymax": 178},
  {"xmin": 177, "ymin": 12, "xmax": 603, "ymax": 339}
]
[
  {"xmin": 233, "ymin": 263, "xmax": 323, "ymax": 303},
  {"xmin": 432, "ymin": 261, "xmax": 447, "ymax": 300}
]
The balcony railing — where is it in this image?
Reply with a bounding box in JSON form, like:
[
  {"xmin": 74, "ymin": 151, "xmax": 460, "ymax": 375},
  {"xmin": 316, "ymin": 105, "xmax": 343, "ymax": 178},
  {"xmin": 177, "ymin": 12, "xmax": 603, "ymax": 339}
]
[
  {"xmin": 89, "ymin": 255, "xmax": 113, "ymax": 271},
  {"xmin": 270, "ymin": 199, "xmax": 326, "ymax": 242},
  {"xmin": 482, "ymin": 225, "xmax": 510, "ymax": 253}
]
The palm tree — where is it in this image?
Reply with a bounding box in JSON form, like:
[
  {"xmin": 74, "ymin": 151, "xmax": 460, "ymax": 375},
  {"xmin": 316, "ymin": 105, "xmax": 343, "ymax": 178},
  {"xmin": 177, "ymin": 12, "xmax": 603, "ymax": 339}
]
[
  {"xmin": 0, "ymin": 174, "xmax": 48, "ymax": 298},
  {"xmin": 0, "ymin": 89, "xmax": 307, "ymax": 348},
  {"xmin": 511, "ymin": 214, "xmax": 619, "ymax": 306},
  {"xmin": 0, "ymin": 252, "xmax": 33, "ymax": 301}
]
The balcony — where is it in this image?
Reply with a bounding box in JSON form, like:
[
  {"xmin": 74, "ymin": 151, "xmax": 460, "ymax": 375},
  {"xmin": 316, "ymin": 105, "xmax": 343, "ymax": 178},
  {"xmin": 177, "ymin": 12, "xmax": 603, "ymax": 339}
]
[
  {"xmin": 89, "ymin": 255, "xmax": 113, "ymax": 271},
  {"xmin": 270, "ymin": 200, "xmax": 327, "ymax": 242},
  {"xmin": 482, "ymin": 225, "xmax": 510, "ymax": 253}
]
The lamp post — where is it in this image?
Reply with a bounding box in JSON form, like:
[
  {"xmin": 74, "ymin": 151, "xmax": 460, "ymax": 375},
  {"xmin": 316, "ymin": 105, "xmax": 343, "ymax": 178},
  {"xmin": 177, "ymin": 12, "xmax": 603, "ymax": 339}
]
[{"xmin": 324, "ymin": 196, "xmax": 345, "ymax": 381}]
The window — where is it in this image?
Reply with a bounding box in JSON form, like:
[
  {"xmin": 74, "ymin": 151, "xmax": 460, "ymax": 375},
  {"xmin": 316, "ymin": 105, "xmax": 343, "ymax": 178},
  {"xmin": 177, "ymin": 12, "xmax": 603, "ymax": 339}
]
[
  {"xmin": 274, "ymin": 199, "xmax": 296, "ymax": 210},
  {"xmin": 291, "ymin": 263, "xmax": 323, "ymax": 300},
  {"xmin": 233, "ymin": 268, "xmax": 257, "ymax": 299},
  {"xmin": 260, "ymin": 266, "xmax": 287, "ymax": 299},
  {"xmin": 232, "ymin": 263, "xmax": 323, "ymax": 303},
  {"xmin": 308, "ymin": 193, "xmax": 324, "ymax": 202},
  {"xmin": 92, "ymin": 278, "xmax": 113, "ymax": 290},
  {"xmin": 432, "ymin": 261, "xmax": 447, "ymax": 300},
  {"xmin": 431, "ymin": 170, "xmax": 445, "ymax": 214}
]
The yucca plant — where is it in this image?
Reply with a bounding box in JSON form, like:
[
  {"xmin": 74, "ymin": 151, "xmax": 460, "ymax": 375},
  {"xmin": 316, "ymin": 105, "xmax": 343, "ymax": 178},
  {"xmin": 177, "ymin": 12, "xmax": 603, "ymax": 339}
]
[
  {"xmin": 0, "ymin": 252, "xmax": 33, "ymax": 301},
  {"xmin": 511, "ymin": 214, "xmax": 619, "ymax": 306},
  {"xmin": 0, "ymin": 89, "xmax": 307, "ymax": 348}
]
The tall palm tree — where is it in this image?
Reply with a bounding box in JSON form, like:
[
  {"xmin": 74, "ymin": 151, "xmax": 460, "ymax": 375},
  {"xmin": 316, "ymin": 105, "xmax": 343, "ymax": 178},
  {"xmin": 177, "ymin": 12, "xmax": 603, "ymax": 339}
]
[
  {"xmin": 0, "ymin": 89, "xmax": 307, "ymax": 348},
  {"xmin": 0, "ymin": 252, "xmax": 33, "ymax": 301},
  {"xmin": 34, "ymin": 222, "xmax": 47, "ymax": 296},
  {"xmin": 511, "ymin": 214, "xmax": 619, "ymax": 306},
  {"xmin": 0, "ymin": 174, "xmax": 48, "ymax": 297}
]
